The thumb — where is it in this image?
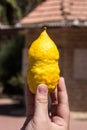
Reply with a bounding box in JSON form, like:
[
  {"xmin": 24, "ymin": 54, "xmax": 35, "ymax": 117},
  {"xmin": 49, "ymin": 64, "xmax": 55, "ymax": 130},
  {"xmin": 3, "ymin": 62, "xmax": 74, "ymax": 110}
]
[{"xmin": 34, "ymin": 84, "xmax": 49, "ymax": 119}]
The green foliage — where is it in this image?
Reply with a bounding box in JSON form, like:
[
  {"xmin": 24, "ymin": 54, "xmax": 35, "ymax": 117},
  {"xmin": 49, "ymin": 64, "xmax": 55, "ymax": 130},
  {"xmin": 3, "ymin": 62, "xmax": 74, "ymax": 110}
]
[
  {"xmin": 0, "ymin": 0, "xmax": 44, "ymax": 95},
  {"xmin": 16, "ymin": 0, "xmax": 44, "ymax": 16},
  {"xmin": 0, "ymin": 0, "xmax": 21, "ymax": 24},
  {"xmin": 8, "ymin": 74, "xmax": 24, "ymax": 88},
  {"xmin": 0, "ymin": 5, "xmax": 7, "ymax": 23},
  {"xmin": 7, "ymin": 74, "xmax": 24, "ymax": 95},
  {"xmin": 7, "ymin": 0, "xmax": 19, "ymax": 8},
  {"xmin": 7, "ymin": 0, "xmax": 21, "ymax": 19},
  {"xmin": 0, "ymin": 35, "xmax": 24, "ymax": 95},
  {"xmin": 0, "ymin": 0, "xmax": 44, "ymax": 24}
]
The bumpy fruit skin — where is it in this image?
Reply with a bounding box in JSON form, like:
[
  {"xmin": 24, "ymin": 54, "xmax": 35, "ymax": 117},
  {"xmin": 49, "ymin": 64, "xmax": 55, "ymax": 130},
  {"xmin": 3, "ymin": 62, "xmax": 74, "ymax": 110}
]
[{"xmin": 27, "ymin": 30, "xmax": 60, "ymax": 94}]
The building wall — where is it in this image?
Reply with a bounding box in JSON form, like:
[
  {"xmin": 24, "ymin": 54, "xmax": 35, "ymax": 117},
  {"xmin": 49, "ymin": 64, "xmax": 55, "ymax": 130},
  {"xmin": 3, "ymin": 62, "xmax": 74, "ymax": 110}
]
[
  {"xmin": 63, "ymin": 28, "xmax": 87, "ymax": 112},
  {"xmin": 24, "ymin": 27, "xmax": 87, "ymax": 112}
]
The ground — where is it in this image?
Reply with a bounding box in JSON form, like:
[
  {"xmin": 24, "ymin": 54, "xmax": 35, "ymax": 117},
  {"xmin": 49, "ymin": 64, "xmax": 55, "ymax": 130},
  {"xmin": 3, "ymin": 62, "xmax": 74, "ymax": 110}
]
[{"xmin": 0, "ymin": 98, "xmax": 87, "ymax": 130}]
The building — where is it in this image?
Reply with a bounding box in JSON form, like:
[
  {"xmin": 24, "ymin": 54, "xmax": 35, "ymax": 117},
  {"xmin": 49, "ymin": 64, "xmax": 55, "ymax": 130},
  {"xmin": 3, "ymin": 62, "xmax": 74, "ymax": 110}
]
[{"xmin": 19, "ymin": 0, "xmax": 87, "ymax": 112}]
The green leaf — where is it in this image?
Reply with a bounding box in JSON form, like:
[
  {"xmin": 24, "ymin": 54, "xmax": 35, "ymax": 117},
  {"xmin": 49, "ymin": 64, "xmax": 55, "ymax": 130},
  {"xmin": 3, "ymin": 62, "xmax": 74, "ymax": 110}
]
[{"xmin": 6, "ymin": 0, "xmax": 18, "ymax": 9}]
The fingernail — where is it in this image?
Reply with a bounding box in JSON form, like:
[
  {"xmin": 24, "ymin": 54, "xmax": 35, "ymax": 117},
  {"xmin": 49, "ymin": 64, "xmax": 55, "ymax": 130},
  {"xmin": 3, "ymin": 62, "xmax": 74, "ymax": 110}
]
[{"xmin": 37, "ymin": 84, "xmax": 47, "ymax": 94}]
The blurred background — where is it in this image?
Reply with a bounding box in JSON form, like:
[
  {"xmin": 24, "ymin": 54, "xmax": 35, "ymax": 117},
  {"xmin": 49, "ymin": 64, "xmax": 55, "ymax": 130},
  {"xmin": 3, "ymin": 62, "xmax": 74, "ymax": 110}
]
[{"xmin": 0, "ymin": 0, "xmax": 87, "ymax": 130}]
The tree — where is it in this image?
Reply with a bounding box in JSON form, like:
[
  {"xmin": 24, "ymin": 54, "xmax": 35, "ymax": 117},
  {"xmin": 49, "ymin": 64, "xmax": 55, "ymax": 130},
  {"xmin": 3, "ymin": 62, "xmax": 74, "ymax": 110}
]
[
  {"xmin": 0, "ymin": 0, "xmax": 44, "ymax": 95},
  {"xmin": 0, "ymin": 0, "xmax": 44, "ymax": 25},
  {"xmin": 17, "ymin": 0, "xmax": 44, "ymax": 15},
  {"xmin": 0, "ymin": 35, "xmax": 24, "ymax": 95},
  {"xmin": 0, "ymin": 0, "xmax": 21, "ymax": 25}
]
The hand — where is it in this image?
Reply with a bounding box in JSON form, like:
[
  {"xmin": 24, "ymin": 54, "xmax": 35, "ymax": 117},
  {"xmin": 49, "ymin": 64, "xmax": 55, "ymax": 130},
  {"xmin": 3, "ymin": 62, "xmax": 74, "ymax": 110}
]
[{"xmin": 21, "ymin": 77, "xmax": 70, "ymax": 130}]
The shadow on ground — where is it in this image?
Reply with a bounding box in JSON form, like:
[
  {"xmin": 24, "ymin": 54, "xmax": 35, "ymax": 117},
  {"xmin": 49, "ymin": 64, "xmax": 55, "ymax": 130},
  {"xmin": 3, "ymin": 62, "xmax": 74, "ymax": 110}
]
[{"xmin": 0, "ymin": 101, "xmax": 26, "ymax": 117}]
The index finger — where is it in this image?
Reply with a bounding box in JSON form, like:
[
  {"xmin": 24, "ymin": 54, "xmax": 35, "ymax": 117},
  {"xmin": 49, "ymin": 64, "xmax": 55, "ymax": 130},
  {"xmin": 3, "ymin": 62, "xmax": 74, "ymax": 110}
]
[
  {"xmin": 58, "ymin": 77, "xmax": 69, "ymax": 105},
  {"xmin": 57, "ymin": 77, "xmax": 70, "ymax": 123}
]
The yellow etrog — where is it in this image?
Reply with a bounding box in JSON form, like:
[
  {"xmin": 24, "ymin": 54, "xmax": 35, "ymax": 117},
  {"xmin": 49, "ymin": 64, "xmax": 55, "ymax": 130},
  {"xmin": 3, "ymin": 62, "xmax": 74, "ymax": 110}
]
[{"xmin": 27, "ymin": 30, "xmax": 60, "ymax": 94}]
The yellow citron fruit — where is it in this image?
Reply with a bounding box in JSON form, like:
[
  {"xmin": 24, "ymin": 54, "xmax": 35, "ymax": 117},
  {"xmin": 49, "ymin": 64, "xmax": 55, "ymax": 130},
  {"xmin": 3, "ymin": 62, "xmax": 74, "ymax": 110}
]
[{"xmin": 27, "ymin": 29, "xmax": 60, "ymax": 94}]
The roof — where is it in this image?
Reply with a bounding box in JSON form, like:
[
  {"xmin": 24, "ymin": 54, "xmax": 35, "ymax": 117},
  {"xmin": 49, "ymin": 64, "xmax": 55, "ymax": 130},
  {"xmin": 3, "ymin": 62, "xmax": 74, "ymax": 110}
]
[{"xmin": 20, "ymin": 0, "xmax": 87, "ymax": 27}]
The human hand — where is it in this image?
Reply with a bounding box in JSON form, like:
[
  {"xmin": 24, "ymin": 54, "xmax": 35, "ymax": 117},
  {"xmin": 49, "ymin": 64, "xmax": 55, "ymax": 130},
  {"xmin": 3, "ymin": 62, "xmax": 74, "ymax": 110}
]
[{"xmin": 21, "ymin": 77, "xmax": 70, "ymax": 130}]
